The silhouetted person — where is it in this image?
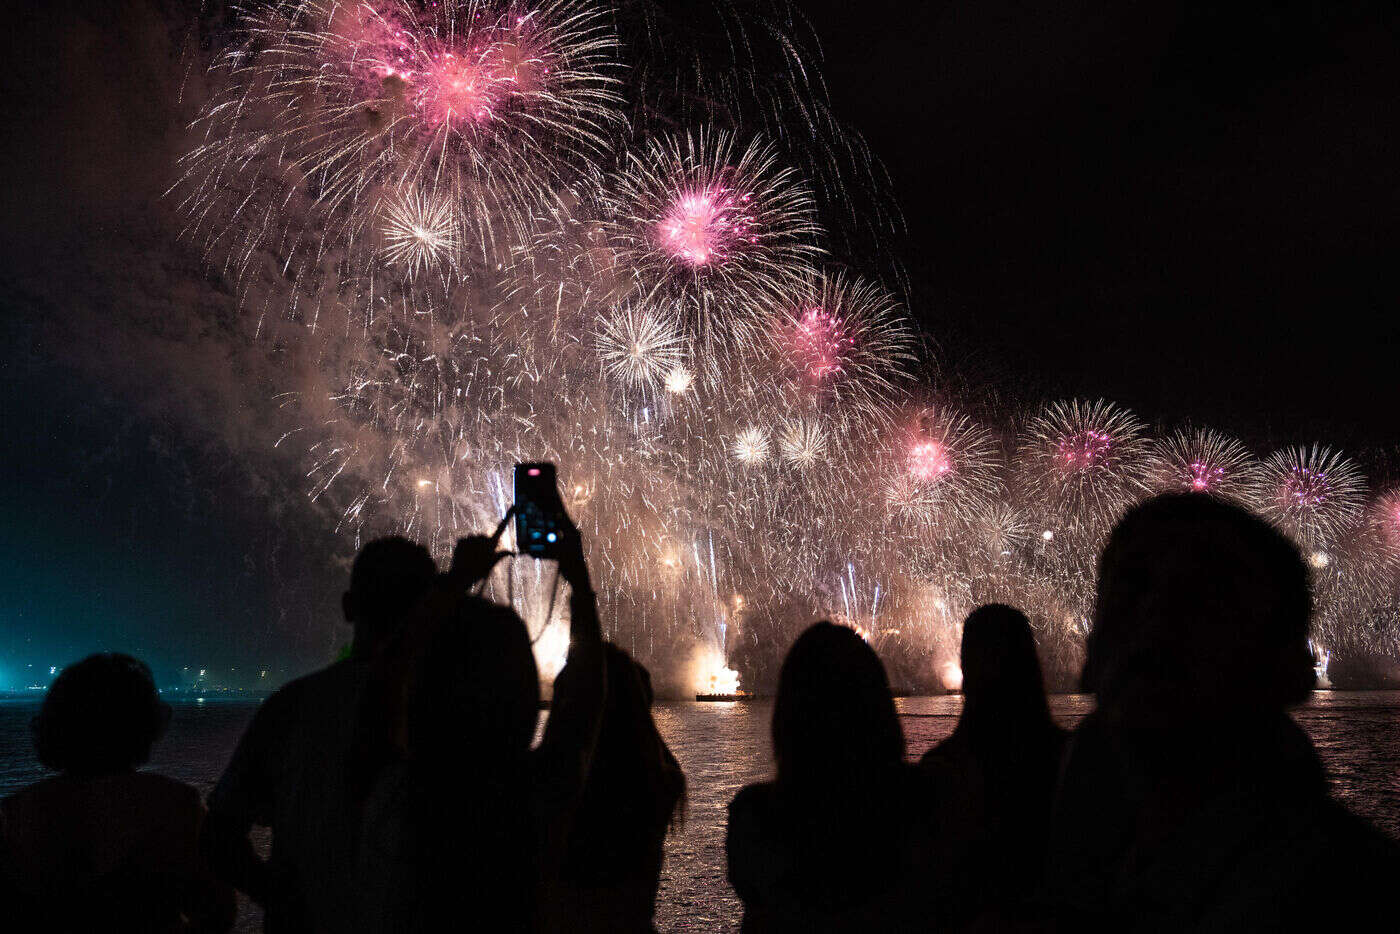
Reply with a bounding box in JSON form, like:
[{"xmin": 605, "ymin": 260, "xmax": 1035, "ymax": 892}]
[
  {"xmin": 1044, "ymin": 494, "xmax": 1400, "ymax": 931},
  {"xmin": 727, "ymin": 621, "xmax": 934, "ymax": 933},
  {"xmin": 544, "ymin": 644, "xmax": 687, "ymax": 933},
  {"xmin": 921, "ymin": 604, "xmax": 1065, "ymax": 930},
  {"xmin": 0, "ymin": 653, "xmax": 235, "ymax": 933},
  {"xmin": 351, "ymin": 508, "xmax": 605, "ymax": 932},
  {"xmin": 202, "ymin": 536, "xmax": 437, "ymax": 932}
]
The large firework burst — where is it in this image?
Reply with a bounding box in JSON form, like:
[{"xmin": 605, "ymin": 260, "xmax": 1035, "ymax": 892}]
[
  {"xmin": 771, "ymin": 270, "xmax": 916, "ymax": 424},
  {"xmin": 886, "ymin": 405, "xmax": 1001, "ymax": 526},
  {"xmin": 1145, "ymin": 427, "xmax": 1257, "ymax": 503},
  {"xmin": 1254, "ymin": 446, "xmax": 1366, "ymax": 549},
  {"xmin": 1018, "ymin": 399, "xmax": 1149, "ymax": 533},
  {"xmin": 177, "ymin": 0, "xmax": 623, "ymax": 277},
  {"xmin": 598, "ymin": 129, "xmax": 822, "ymax": 341},
  {"xmin": 594, "ymin": 301, "xmax": 688, "ymax": 392}
]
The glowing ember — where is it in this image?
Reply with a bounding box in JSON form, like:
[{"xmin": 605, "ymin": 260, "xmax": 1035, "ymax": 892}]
[
  {"xmin": 1188, "ymin": 460, "xmax": 1223, "ymax": 491},
  {"xmin": 940, "ymin": 660, "xmax": 964, "ymax": 692},
  {"xmin": 664, "ymin": 367, "xmax": 694, "ymax": 394}
]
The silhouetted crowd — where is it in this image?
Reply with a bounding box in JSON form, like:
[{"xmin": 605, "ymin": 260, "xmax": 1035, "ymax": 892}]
[{"xmin": 2, "ymin": 494, "xmax": 1397, "ymax": 932}]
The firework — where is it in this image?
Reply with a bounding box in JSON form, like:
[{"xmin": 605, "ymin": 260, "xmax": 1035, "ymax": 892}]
[
  {"xmin": 177, "ymin": 0, "xmax": 623, "ymax": 276},
  {"xmin": 379, "ymin": 185, "xmax": 461, "ymax": 276},
  {"xmin": 599, "ymin": 129, "xmax": 822, "ymax": 341},
  {"xmin": 179, "ymin": 1, "xmax": 1400, "ymax": 696},
  {"xmin": 777, "ymin": 417, "xmax": 828, "ymax": 468},
  {"xmin": 889, "ymin": 405, "xmax": 1001, "ymax": 525},
  {"xmin": 773, "ymin": 270, "xmax": 916, "ymax": 423},
  {"xmin": 1018, "ymin": 399, "xmax": 1149, "ymax": 533},
  {"xmin": 1145, "ymin": 428, "xmax": 1257, "ymax": 502},
  {"xmin": 1369, "ymin": 489, "xmax": 1400, "ymax": 563},
  {"xmin": 1254, "ymin": 446, "xmax": 1366, "ymax": 548},
  {"xmin": 594, "ymin": 302, "xmax": 688, "ymax": 391},
  {"xmin": 731, "ymin": 426, "xmax": 770, "ymax": 465}
]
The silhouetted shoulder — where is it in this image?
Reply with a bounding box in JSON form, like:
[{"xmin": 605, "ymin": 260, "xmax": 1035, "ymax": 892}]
[
  {"xmin": 727, "ymin": 781, "xmax": 777, "ymax": 821},
  {"xmin": 725, "ymin": 782, "xmax": 786, "ymax": 914}
]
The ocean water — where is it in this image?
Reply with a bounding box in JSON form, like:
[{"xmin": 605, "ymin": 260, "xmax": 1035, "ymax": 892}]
[{"xmin": 2, "ymin": 691, "xmax": 1397, "ymax": 932}]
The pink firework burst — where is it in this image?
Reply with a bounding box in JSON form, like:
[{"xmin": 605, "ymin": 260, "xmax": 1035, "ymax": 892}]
[
  {"xmin": 1020, "ymin": 399, "xmax": 1149, "ymax": 530},
  {"xmin": 1186, "ymin": 462, "xmax": 1221, "ymax": 491},
  {"xmin": 1145, "ymin": 428, "xmax": 1256, "ymax": 501},
  {"xmin": 769, "ymin": 271, "xmax": 915, "ymax": 422},
  {"xmin": 1372, "ymin": 489, "xmax": 1400, "ymax": 559},
  {"xmin": 1255, "ymin": 446, "xmax": 1366, "ymax": 547},
  {"xmin": 1057, "ymin": 429, "xmax": 1114, "ymax": 471},
  {"xmin": 792, "ymin": 306, "xmax": 855, "ymax": 382},
  {"xmin": 413, "ymin": 51, "xmax": 502, "ymax": 127},
  {"xmin": 908, "ymin": 440, "xmax": 953, "ymax": 482},
  {"xmin": 887, "ymin": 406, "xmax": 1000, "ymax": 524},
  {"xmin": 655, "ymin": 186, "xmax": 756, "ymax": 267}
]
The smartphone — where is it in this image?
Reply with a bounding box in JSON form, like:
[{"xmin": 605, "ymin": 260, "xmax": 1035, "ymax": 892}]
[{"xmin": 513, "ymin": 462, "xmax": 567, "ymax": 559}]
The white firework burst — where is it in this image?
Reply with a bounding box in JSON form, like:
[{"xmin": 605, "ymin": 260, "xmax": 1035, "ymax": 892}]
[
  {"xmin": 732, "ymin": 426, "xmax": 770, "ymax": 464},
  {"xmin": 778, "ymin": 417, "xmax": 827, "ymax": 468},
  {"xmin": 1254, "ymin": 446, "xmax": 1366, "ymax": 548},
  {"xmin": 595, "ymin": 304, "xmax": 687, "ymax": 389},
  {"xmin": 380, "ymin": 187, "xmax": 461, "ymax": 276}
]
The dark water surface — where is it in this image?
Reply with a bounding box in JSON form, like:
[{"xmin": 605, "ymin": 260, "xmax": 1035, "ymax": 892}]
[{"xmin": 3, "ymin": 691, "xmax": 1397, "ymax": 932}]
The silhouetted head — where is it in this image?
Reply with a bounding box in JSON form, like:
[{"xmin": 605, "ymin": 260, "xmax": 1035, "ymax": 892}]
[
  {"xmin": 342, "ymin": 536, "xmax": 437, "ymax": 654},
  {"xmin": 32, "ymin": 653, "xmax": 171, "ymax": 776},
  {"xmin": 410, "ymin": 596, "xmax": 539, "ymax": 765},
  {"xmin": 772, "ymin": 621, "xmax": 903, "ymax": 786},
  {"xmin": 1084, "ymin": 494, "xmax": 1314, "ymax": 721},
  {"xmin": 957, "ymin": 603, "xmax": 1052, "ymax": 733}
]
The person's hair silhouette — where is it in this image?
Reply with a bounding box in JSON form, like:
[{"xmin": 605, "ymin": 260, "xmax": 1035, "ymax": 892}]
[
  {"xmin": 920, "ymin": 605, "xmax": 1064, "ymax": 929},
  {"xmin": 1083, "ymin": 492, "xmax": 1317, "ymax": 717},
  {"xmin": 352, "ymin": 503, "xmax": 607, "ymax": 934},
  {"xmin": 728, "ymin": 621, "xmax": 933, "ymax": 933},
  {"xmin": 31, "ymin": 653, "xmax": 172, "ymax": 776},
  {"xmin": 547, "ymin": 644, "xmax": 686, "ymax": 932},
  {"xmin": 343, "ymin": 536, "xmax": 438, "ymax": 656},
  {"xmin": 1045, "ymin": 494, "xmax": 1399, "ymax": 930},
  {"xmin": 2, "ymin": 654, "xmax": 234, "ymax": 932},
  {"xmin": 955, "ymin": 603, "xmax": 1056, "ymax": 745},
  {"xmin": 772, "ymin": 621, "xmax": 903, "ymax": 785}
]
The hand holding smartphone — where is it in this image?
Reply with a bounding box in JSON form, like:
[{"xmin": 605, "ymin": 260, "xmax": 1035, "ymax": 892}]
[{"xmin": 512, "ymin": 462, "xmax": 591, "ymax": 591}]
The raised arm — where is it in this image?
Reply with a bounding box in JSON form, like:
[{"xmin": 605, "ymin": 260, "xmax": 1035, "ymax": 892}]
[{"xmin": 532, "ymin": 515, "xmax": 606, "ymax": 804}]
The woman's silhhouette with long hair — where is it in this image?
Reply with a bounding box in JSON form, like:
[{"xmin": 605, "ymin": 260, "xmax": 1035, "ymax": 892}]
[
  {"xmin": 771, "ymin": 621, "xmax": 904, "ymax": 787},
  {"xmin": 549, "ymin": 643, "xmax": 686, "ymax": 933},
  {"xmin": 727, "ymin": 621, "xmax": 932, "ymax": 933},
  {"xmin": 920, "ymin": 604, "xmax": 1065, "ymax": 929}
]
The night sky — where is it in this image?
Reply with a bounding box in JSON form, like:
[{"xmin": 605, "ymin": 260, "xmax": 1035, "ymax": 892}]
[{"xmin": 2, "ymin": 0, "xmax": 1397, "ymax": 685}]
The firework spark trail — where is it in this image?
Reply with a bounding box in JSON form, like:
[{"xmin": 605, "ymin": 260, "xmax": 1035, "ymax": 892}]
[{"xmin": 179, "ymin": 0, "xmax": 1400, "ymax": 691}]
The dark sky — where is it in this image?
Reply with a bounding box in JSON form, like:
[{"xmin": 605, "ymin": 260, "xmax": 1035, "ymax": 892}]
[
  {"xmin": 2, "ymin": 0, "xmax": 1398, "ymax": 680},
  {"xmin": 803, "ymin": 0, "xmax": 1400, "ymax": 449}
]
